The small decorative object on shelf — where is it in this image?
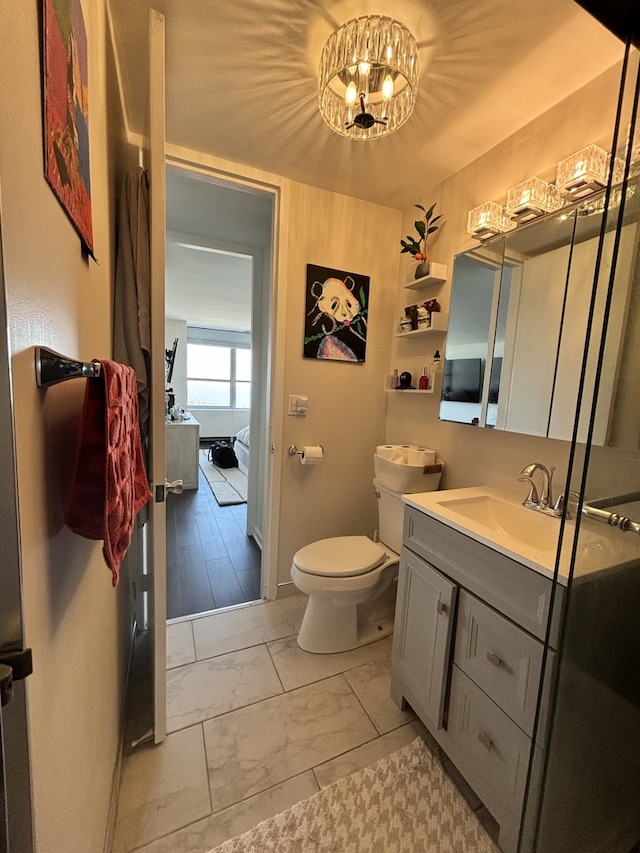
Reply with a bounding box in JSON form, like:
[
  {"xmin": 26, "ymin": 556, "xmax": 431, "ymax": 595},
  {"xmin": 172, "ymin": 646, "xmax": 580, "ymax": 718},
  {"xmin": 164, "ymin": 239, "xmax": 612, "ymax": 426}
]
[
  {"xmin": 400, "ymin": 202, "xmax": 444, "ymax": 279},
  {"xmin": 428, "ymin": 350, "xmax": 442, "ymax": 388},
  {"xmin": 398, "ymin": 371, "xmax": 414, "ymax": 389},
  {"xmin": 417, "ymin": 306, "xmax": 430, "ymax": 329}
]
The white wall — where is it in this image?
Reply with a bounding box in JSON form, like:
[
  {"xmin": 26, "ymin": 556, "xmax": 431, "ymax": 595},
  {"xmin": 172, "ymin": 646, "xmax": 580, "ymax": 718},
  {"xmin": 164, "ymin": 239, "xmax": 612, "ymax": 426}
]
[{"xmin": 0, "ymin": 4, "xmax": 132, "ymax": 850}]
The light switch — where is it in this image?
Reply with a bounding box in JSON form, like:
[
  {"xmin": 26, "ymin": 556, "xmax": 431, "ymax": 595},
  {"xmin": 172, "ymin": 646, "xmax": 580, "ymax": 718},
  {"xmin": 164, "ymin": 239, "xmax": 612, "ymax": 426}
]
[{"xmin": 288, "ymin": 395, "xmax": 309, "ymax": 416}]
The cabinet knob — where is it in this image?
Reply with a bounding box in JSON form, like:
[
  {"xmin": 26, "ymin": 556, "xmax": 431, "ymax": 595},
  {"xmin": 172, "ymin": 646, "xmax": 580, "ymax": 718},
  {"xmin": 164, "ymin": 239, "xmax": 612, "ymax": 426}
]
[
  {"xmin": 478, "ymin": 731, "xmax": 494, "ymax": 752},
  {"xmin": 436, "ymin": 601, "xmax": 448, "ymax": 616},
  {"xmin": 486, "ymin": 651, "xmax": 503, "ymax": 669}
]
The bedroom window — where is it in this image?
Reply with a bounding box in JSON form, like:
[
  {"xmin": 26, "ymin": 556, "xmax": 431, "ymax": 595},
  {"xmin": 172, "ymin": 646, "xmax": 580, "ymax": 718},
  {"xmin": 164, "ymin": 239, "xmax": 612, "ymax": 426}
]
[{"xmin": 186, "ymin": 342, "xmax": 251, "ymax": 409}]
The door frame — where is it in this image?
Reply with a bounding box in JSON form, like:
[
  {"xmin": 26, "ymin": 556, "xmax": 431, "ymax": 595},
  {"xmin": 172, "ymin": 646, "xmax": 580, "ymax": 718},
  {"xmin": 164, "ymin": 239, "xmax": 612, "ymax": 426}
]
[
  {"xmin": 147, "ymin": 7, "xmax": 167, "ymax": 744},
  {"xmin": 164, "ymin": 149, "xmax": 290, "ymax": 601},
  {"xmin": 0, "ymin": 181, "xmax": 34, "ymax": 848}
]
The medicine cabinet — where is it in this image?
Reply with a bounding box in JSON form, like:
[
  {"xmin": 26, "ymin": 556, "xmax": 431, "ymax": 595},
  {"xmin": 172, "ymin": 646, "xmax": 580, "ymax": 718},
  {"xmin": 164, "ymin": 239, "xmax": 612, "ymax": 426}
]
[{"xmin": 440, "ymin": 179, "xmax": 640, "ymax": 444}]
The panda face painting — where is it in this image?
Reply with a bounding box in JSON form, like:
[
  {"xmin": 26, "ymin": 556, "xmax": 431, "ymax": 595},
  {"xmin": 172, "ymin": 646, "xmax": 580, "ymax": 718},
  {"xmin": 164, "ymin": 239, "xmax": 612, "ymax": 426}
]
[
  {"xmin": 315, "ymin": 277, "xmax": 361, "ymax": 326},
  {"xmin": 303, "ymin": 264, "xmax": 370, "ymax": 363}
]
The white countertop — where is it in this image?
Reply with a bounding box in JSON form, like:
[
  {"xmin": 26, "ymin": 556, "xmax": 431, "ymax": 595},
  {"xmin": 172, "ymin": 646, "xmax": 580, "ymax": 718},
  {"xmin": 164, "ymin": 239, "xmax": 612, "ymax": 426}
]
[{"xmin": 402, "ymin": 486, "xmax": 639, "ymax": 587}]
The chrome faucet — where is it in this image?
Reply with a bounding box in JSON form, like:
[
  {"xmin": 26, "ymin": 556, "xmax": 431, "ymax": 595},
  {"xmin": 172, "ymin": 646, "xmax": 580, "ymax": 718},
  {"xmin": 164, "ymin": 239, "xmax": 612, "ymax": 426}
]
[{"xmin": 518, "ymin": 462, "xmax": 560, "ymax": 516}]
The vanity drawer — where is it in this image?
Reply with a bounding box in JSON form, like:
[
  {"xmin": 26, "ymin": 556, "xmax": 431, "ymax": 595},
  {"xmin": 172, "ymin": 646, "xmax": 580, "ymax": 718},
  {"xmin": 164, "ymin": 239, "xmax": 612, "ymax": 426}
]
[
  {"xmin": 447, "ymin": 667, "xmax": 531, "ymax": 821},
  {"xmin": 404, "ymin": 507, "xmax": 558, "ymax": 643},
  {"xmin": 455, "ymin": 591, "xmax": 543, "ymax": 736}
]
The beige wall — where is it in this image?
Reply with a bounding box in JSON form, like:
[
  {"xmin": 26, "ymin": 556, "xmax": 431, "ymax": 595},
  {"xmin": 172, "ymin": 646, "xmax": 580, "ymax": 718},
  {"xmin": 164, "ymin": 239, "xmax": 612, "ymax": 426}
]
[
  {"xmin": 276, "ymin": 183, "xmax": 401, "ymax": 583},
  {"xmin": 0, "ymin": 4, "xmax": 131, "ymax": 851},
  {"xmin": 387, "ymin": 63, "xmax": 625, "ymax": 503}
]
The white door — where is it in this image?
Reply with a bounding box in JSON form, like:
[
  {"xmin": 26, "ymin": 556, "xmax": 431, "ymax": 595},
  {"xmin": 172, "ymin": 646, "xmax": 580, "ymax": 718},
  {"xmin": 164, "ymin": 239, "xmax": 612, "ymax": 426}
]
[{"xmin": 145, "ymin": 8, "xmax": 167, "ymax": 744}]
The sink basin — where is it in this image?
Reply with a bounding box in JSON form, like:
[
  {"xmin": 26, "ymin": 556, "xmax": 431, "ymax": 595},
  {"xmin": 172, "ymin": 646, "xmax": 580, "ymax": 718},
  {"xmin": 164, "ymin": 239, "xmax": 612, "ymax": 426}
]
[
  {"xmin": 437, "ymin": 493, "xmax": 559, "ymax": 552},
  {"xmin": 403, "ymin": 486, "xmax": 561, "ymax": 575},
  {"xmin": 403, "ymin": 486, "xmax": 622, "ymax": 584}
]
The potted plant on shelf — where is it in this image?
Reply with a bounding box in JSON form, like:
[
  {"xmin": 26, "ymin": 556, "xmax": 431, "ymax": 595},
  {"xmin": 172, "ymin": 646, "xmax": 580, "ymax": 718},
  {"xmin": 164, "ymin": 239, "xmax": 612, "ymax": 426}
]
[{"xmin": 400, "ymin": 202, "xmax": 443, "ymax": 279}]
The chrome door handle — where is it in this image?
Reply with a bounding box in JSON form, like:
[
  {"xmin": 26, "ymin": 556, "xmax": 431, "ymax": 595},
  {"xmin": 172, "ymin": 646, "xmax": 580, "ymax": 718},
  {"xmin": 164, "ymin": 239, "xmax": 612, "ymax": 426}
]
[{"xmin": 166, "ymin": 479, "xmax": 183, "ymax": 495}]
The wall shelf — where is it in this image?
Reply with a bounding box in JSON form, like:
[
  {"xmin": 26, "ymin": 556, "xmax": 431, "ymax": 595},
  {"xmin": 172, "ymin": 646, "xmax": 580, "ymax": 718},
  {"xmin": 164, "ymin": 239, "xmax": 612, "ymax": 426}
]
[
  {"xmin": 386, "ymin": 387, "xmax": 435, "ymax": 394},
  {"xmin": 403, "ymin": 262, "xmax": 447, "ymax": 289}
]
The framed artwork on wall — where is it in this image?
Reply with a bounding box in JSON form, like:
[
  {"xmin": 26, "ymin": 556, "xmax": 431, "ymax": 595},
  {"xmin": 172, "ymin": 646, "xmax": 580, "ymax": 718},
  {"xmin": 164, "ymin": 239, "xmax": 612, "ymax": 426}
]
[
  {"xmin": 303, "ymin": 263, "xmax": 369, "ymax": 362},
  {"xmin": 43, "ymin": 0, "xmax": 94, "ymax": 257}
]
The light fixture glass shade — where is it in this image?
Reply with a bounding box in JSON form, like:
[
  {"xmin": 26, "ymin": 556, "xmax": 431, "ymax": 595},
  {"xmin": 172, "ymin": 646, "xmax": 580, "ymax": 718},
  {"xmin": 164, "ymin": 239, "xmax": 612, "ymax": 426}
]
[
  {"xmin": 318, "ymin": 16, "xmax": 418, "ymax": 140},
  {"xmin": 556, "ymin": 145, "xmax": 609, "ymax": 197},
  {"xmin": 505, "ymin": 177, "xmax": 562, "ymax": 222},
  {"xmin": 467, "ymin": 201, "xmax": 515, "ymax": 240}
]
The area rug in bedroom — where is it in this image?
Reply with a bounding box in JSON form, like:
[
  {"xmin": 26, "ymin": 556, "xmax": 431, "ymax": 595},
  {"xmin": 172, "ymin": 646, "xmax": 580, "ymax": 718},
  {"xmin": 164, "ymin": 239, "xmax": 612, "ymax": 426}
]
[
  {"xmin": 200, "ymin": 450, "xmax": 247, "ymax": 506},
  {"xmin": 207, "ymin": 737, "xmax": 499, "ymax": 853}
]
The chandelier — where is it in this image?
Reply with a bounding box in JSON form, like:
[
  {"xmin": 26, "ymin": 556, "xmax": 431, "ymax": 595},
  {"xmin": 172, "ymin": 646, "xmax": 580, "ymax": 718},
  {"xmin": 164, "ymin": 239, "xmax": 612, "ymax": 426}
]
[{"xmin": 318, "ymin": 16, "xmax": 419, "ymax": 141}]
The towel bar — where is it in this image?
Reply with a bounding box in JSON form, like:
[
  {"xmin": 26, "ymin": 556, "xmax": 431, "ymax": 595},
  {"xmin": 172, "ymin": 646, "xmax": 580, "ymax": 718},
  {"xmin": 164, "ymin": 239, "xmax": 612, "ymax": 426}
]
[{"xmin": 35, "ymin": 346, "xmax": 101, "ymax": 387}]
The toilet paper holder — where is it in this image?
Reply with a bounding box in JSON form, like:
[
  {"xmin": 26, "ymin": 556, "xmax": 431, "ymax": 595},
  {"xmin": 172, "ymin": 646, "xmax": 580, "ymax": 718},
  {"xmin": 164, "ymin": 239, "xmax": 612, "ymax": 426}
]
[{"xmin": 288, "ymin": 444, "xmax": 324, "ymax": 457}]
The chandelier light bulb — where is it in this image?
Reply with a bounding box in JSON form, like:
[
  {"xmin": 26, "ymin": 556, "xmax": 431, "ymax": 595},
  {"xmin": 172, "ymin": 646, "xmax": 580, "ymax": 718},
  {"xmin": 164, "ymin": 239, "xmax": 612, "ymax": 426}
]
[
  {"xmin": 382, "ymin": 75, "xmax": 394, "ymax": 100},
  {"xmin": 345, "ymin": 81, "xmax": 358, "ymax": 105}
]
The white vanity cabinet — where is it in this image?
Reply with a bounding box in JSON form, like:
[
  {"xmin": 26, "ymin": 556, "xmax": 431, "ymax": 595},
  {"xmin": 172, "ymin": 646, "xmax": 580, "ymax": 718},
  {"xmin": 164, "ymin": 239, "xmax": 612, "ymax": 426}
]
[{"xmin": 391, "ymin": 505, "xmax": 560, "ymax": 852}]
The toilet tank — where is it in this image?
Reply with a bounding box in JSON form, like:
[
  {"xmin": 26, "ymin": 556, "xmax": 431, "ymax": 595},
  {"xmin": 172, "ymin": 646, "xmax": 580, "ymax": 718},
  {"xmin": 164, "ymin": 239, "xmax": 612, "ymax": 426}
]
[{"xmin": 375, "ymin": 480, "xmax": 406, "ymax": 554}]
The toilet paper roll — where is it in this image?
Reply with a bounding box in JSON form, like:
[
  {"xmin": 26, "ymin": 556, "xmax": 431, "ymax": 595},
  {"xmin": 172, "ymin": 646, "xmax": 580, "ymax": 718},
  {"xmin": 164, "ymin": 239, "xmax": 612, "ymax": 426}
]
[
  {"xmin": 376, "ymin": 445, "xmax": 397, "ymax": 460},
  {"xmin": 407, "ymin": 447, "xmax": 437, "ymax": 466},
  {"xmin": 397, "ymin": 445, "xmax": 412, "ymax": 463},
  {"xmin": 300, "ymin": 445, "xmax": 323, "ymax": 465}
]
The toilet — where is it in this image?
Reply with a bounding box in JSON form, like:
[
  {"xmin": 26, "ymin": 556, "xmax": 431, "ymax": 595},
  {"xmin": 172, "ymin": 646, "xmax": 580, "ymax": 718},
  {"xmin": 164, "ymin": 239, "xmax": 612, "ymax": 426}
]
[{"xmin": 290, "ymin": 480, "xmax": 405, "ymax": 654}]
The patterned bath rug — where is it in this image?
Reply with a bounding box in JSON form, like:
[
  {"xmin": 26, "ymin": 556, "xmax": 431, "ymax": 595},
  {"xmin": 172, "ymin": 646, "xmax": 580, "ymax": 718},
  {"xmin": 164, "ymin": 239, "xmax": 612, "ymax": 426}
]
[
  {"xmin": 207, "ymin": 737, "xmax": 499, "ymax": 853},
  {"xmin": 200, "ymin": 451, "xmax": 248, "ymax": 506}
]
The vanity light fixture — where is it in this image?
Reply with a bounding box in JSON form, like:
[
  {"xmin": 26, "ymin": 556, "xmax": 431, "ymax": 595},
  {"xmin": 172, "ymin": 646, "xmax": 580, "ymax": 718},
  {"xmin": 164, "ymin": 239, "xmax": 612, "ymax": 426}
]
[
  {"xmin": 556, "ymin": 144, "xmax": 610, "ymax": 198},
  {"xmin": 318, "ymin": 15, "xmax": 419, "ymax": 140},
  {"xmin": 505, "ymin": 177, "xmax": 563, "ymax": 222},
  {"xmin": 467, "ymin": 201, "xmax": 516, "ymax": 240}
]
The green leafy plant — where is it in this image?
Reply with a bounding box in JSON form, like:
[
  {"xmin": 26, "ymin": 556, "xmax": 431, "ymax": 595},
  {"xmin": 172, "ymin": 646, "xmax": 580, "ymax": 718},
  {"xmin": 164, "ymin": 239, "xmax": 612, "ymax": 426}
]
[{"xmin": 400, "ymin": 203, "xmax": 443, "ymax": 261}]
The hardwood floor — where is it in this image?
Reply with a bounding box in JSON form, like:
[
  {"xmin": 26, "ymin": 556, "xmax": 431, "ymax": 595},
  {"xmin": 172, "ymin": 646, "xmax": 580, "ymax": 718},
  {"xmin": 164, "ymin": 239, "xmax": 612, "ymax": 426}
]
[{"xmin": 166, "ymin": 466, "xmax": 261, "ymax": 620}]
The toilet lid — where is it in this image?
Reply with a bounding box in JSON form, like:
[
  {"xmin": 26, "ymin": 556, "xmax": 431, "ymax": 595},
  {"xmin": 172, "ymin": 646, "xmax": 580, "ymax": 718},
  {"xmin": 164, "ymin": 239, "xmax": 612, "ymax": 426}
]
[{"xmin": 293, "ymin": 536, "xmax": 387, "ymax": 577}]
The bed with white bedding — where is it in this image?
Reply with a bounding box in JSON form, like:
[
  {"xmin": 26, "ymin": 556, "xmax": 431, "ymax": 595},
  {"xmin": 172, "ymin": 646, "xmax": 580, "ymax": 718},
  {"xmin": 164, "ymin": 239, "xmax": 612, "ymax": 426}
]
[{"xmin": 234, "ymin": 426, "xmax": 250, "ymax": 475}]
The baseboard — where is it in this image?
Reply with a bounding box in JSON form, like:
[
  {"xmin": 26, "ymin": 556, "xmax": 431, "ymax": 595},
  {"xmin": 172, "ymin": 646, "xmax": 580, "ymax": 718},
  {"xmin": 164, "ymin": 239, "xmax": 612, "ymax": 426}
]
[{"xmin": 276, "ymin": 580, "xmax": 301, "ymax": 599}]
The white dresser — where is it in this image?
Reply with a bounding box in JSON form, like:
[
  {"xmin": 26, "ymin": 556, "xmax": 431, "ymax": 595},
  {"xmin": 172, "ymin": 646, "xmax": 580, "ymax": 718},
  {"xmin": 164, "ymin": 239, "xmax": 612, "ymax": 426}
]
[{"xmin": 165, "ymin": 414, "xmax": 200, "ymax": 489}]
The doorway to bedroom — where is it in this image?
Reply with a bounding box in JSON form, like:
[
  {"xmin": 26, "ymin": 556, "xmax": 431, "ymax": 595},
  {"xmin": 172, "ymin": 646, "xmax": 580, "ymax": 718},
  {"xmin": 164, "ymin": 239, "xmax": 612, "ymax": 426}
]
[{"xmin": 163, "ymin": 164, "xmax": 274, "ymax": 620}]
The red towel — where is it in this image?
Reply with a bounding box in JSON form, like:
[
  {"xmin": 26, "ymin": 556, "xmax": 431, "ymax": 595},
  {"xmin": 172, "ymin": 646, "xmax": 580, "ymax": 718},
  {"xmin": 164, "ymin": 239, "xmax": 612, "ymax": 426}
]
[{"xmin": 65, "ymin": 359, "xmax": 152, "ymax": 586}]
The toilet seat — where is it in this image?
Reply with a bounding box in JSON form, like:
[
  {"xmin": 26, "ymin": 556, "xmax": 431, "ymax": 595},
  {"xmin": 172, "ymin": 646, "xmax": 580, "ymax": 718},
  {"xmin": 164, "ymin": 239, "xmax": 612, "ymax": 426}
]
[{"xmin": 293, "ymin": 535, "xmax": 386, "ymax": 578}]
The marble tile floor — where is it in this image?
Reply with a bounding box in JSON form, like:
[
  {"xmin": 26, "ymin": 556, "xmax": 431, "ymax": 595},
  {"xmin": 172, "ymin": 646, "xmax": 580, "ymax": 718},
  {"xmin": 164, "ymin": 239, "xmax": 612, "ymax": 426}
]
[{"xmin": 114, "ymin": 595, "xmax": 497, "ymax": 853}]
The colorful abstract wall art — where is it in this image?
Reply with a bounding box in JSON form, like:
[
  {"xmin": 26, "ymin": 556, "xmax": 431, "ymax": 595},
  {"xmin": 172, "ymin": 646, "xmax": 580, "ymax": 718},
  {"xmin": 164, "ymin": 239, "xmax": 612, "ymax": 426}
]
[
  {"xmin": 304, "ymin": 264, "xmax": 369, "ymax": 362},
  {"xmin": 43, "ymin": 0, "xmax": 94, "ymax": 255}
]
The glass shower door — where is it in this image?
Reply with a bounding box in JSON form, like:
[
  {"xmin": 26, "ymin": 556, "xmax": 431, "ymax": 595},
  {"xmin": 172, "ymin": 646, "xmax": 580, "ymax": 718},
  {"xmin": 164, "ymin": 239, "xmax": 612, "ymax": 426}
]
[{"xmin": 521, "ymin": 40, "xmax": 640, "ymax": 853}]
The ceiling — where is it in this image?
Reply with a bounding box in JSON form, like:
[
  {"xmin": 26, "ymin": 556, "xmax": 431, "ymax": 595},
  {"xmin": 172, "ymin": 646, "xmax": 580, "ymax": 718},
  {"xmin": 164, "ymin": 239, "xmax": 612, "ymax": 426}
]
[
  {"xmin": 109, "ymin": 1, "xmax": 624, "ymax": 331},
  {"xmin": 108, "ymin": 0, "xmax": 623, "ymax": 210}
]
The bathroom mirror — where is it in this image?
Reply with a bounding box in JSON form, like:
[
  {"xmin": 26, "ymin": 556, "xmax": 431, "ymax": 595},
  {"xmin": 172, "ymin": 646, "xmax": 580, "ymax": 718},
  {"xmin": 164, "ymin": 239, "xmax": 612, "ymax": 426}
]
[{"xmin": 441, "ymin": 178, "xmax": 640, "ymax": 444}]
